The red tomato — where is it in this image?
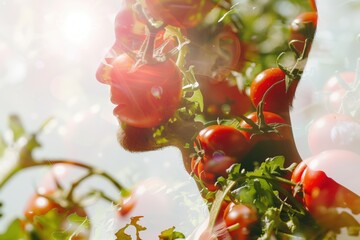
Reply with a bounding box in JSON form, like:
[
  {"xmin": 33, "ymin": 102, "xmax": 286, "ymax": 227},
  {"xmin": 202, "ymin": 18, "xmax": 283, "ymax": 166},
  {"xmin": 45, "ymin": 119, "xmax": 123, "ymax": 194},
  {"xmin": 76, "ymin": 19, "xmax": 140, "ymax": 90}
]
[
  {"xmin": 196, "ymin": 160, "xmax": 218, "ymax": 191},
  {"xmin": 192, "ymin": 155, "xmax": 237, "ymax": 191},
  {"xmin": 239, "ymin": 111, "xmax": 301, "ymax": 169},
  {"xmin": 291, "ymin": 159, "xmax": 310, "ymax": 184},
  {"xmin": 289, "ymin": 12, "xmax": 318, "ymax": 56},
  {"xmin": 239, "ymin": 111, "xmax": 291, "ymax": 142},
  {"xmin": 197, "ymin": 75, "xmax": 253, "ymax": 120},
  {"xmin": 113, "ymin": 7, "xmax": 146, "ymax": 52},
  {"xmin": 109, "ymin": 53, "xmax": 182, "ymax": 128},
  {"xmin": 323, "ymin": 71, "xmax": 355, "ymax": 112},
  {"xmin": 204, "ymin": 155, "xmax": 237, "ymax": 177},
  {"xmin": 24, "ymin": 190, "xmax": 88, "ymax": 240},
  {"xmin": 223, "ymin": 202, "xmax": 258, "ymax": 240},
  {"xmin": 143, "ymin": 0, "xmax": 214, "ymax": 28},
  {"xmin": 196, "ymin": 125, "xmax": 250, "ymax": 161},
  {"xmin": 307, "ymin": 113, "xmax": 360, "ymax": 155},
  {"xmin": 24, "ymin": 191, "xmax": 87, "ymax": 223},
  {"xmin": 293, "ymin": 150, "xmax": 360, "ymax": 216},
  {"xmin": 291, "ymin": 158, "xmax": 313, "ymax": 203},
  {"xmin": 250, "ymin": 68, "xmax": 298, "ymax": 114}
]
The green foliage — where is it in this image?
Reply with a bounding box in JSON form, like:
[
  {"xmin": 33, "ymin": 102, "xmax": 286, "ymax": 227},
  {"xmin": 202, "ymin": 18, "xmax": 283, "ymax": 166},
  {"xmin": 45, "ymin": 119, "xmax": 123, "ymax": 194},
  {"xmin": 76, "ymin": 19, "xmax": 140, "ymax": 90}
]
[
  {"xmin": 206, "ymin": 156, "xmax": 360, "ymax": 239},
  {"xmin": 0, "ymin": 210, "xmax": 90, "ymax": 240},
  {"xmin": 115, "ymin": 216, "xmax": 147, "ymax": 240},
  {"xmin": 32, "ymin": 209, "xmax": 90, "ymax": 240},
  {"xmin": 0, "ymin": 219, "xmax": 29, "ymax": 240},
  {"xmin": 158, "ymin": 226, "xmax": 185, "ymax": 240}
]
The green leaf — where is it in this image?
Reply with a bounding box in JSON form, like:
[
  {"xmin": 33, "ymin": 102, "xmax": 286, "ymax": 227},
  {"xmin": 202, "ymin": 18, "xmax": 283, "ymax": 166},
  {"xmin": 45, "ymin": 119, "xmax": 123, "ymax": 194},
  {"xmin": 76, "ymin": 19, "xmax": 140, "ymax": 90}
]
[
  {"xmin": 0, "ymin": 218, "xmax": 30, "ymax": 240},
  {"xmin": 187, "ymin": 89, "xmax": 204, "ymax": 112},
  {"xmin": 115, "ymin": 216, "xmax": 147, "ymax": 240},
  {"xmin": 115, "ymin": 226, "xmax": 132, "ymax": 240},
  {"xmin": 8, "ymin": 115, "xmax": 25, "ymax": 141},
  {"xmin": 227, "ymin": 163, "xmax": 243, "ymax": 180},
  {"xmin": 253, "ymin": 156, "xmax": 286, "ymax": 177},
  {"xmin": 158, "ymin": 226, "xmax": 185, "ymax": 240},
  {"xmin": 206, "ymin": 181, "xmax": 237, "ymax": 235},
  {"xmin": 31, "ymin": 208, "xmax": 90, "ymax": 240}
]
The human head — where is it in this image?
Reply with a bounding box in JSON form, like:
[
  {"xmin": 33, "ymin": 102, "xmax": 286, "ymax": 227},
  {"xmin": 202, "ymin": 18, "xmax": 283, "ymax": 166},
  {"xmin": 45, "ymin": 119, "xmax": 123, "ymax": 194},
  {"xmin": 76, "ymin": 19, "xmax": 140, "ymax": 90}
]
[{"xmin": 96, "ymin": 1, "xmax": 315, "ymax": 173}]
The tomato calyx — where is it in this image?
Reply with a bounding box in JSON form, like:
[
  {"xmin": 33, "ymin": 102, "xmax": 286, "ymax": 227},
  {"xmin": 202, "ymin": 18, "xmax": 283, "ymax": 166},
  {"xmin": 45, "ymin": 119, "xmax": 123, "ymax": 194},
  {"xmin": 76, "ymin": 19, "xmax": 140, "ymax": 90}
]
[
  {"xmin": 238, "ymin": 110, "xmax": 290, "ymax": 141},
  {"xmin": 288, "ymin": 12, "xmax": 318, "ymax": 59}
]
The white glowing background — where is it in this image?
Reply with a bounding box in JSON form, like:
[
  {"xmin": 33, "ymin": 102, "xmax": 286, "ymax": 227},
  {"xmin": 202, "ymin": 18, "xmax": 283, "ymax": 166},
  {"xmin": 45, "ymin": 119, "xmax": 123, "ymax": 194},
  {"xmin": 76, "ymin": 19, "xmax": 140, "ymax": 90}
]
[
  {"xmin": 1, "ymin": 0, "xmax": 360, "ymax": 238},
  {"xmin": 0, "ymin": 0, "xmax": 205, "ymax": 238}
]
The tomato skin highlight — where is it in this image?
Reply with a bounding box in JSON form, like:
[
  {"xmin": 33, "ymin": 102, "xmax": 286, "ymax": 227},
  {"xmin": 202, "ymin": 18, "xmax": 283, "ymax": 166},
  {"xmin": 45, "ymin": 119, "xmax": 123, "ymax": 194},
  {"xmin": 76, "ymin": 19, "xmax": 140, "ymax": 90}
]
[
  {"xmin": 250, "ymin": 68, "xmax": 298, "ymax": 114},
  {"xmin": 110, "ymin": 54, "xmax": 182, "ymax": 128}
]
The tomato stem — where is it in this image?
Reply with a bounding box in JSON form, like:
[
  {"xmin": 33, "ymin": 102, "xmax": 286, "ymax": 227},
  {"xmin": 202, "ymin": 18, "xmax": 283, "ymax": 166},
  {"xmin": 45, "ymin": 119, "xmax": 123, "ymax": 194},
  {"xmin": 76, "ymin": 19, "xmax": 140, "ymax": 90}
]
[
  {"xmin": 28, "ymin": 159, "xmax": 129, "ymax": 196},
  {"xmin": 165, "ymin": 26, "xmax": 189, "ymax": 68},
  {"xmin": 66, "ymin": 171, "xmax": 93, "ymax": 202}
]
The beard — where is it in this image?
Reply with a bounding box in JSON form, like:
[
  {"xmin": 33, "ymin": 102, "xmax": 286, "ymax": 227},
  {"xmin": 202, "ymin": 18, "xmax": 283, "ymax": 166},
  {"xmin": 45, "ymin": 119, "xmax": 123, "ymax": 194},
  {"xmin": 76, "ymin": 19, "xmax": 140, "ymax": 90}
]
[
  {"xmin": 117, "ymin": 124, "xmax": 164, "ymax": 152},
  {"xmin": 116, "ymin": 120, "xmax": 204, "ymax": 174}
]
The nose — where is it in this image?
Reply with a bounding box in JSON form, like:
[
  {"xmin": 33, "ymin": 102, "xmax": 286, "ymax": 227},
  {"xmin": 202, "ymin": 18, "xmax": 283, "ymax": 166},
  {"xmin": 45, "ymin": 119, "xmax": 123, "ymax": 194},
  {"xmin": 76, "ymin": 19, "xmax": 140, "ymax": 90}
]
[{"xmin": 96, "ymin": 46, "xmax": 120, "ymax": 85}]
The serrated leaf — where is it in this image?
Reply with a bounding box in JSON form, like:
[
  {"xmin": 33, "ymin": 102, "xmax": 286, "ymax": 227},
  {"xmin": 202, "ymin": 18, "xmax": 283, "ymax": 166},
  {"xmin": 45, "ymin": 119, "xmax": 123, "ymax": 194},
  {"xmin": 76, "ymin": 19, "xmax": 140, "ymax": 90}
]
[
  {"xmin": 8, "ymin": 115, "xmax": 25, "ymax": 141},
  {"xmin": 158, "ymin": 226, "xmax": 185, "ymax": 240},
  {"xmin": 0, "ymin": 218, "xmax": 30, "ymax": 240},
  {"xmin": 253, "ymin": 156, "xmax": 285, "ymax": 177}
]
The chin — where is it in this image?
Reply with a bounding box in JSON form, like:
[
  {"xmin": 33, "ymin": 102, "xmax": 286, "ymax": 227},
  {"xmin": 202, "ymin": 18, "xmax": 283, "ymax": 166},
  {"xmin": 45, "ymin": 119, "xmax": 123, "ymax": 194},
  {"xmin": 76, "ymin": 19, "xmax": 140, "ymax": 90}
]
[{"xmin": 116, "ymin": 124, "xmax": 166, "ymax": 152}]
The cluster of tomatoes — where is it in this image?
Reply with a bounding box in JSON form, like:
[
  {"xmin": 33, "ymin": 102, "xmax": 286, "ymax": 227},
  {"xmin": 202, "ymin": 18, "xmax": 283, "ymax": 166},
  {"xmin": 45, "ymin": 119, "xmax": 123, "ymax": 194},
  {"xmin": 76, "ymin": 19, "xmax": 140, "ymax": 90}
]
[
  {"xmin": 94, "ymin": 0, "xmax": 360, "ymax": 239},
  {"xmin": 3, "ymin": 0, "xmax": 360, "ymax": 239},
  {"xmin": 291, "ymin": 71, "xmax": 360, "ymax": 218}
]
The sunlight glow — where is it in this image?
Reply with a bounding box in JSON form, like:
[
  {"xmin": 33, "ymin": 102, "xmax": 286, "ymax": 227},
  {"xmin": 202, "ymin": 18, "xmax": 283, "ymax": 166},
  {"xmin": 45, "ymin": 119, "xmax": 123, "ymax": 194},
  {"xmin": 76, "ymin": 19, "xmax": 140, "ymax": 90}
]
[{"xmin": 60, "ymin": 11, "xmax": 94, "ymax": 45}]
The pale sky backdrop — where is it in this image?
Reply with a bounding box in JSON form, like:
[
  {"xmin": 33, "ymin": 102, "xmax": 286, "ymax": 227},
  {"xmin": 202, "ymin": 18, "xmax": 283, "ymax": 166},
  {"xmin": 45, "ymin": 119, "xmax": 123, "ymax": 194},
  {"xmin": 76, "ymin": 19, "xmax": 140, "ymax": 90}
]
[{"xmin": 0, "ymin": 0, "xmax": 206, "ymax": 238}]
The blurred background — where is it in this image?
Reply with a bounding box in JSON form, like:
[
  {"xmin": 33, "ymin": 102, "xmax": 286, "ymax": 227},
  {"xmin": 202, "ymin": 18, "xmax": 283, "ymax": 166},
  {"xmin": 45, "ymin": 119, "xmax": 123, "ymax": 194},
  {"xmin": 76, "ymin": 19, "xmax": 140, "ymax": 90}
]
[
  {"xmin": 2, "ymin": 0, "xmax": 360, "ymax": 238},
  {"xmin": 0, "ymin": 0, "xmax": 206, "ymax": 238}
]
